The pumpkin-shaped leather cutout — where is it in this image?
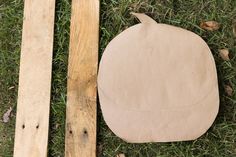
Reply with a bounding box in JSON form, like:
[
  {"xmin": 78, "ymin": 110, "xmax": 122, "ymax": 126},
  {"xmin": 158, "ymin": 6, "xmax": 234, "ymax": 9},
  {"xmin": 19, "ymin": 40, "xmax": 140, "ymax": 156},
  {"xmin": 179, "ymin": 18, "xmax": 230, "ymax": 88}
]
[{"xmin": 98, "ymin": 13, "xmax": 219, "ymax": 143}]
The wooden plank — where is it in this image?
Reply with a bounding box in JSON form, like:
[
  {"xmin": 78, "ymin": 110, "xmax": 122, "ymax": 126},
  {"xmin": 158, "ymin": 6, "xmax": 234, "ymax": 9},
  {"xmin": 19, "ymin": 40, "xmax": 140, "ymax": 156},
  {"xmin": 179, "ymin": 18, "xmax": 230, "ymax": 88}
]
[
  {"xmin": 65, "ymin": 0, "xmax": 99, "ymax": 157},
  {"xmin": 13, "ymin": 0, "xmax": 55, "ymax": 157}
]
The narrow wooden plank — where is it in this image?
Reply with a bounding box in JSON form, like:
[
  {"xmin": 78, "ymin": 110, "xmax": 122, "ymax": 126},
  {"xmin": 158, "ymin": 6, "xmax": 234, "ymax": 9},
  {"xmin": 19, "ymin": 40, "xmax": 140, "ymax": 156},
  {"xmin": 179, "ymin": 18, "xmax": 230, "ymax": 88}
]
[
  {"xmin": 65, "ymin": 0, "xmax": 99, "ymax": 157},
  {"xmin": 13, "ymin": 0, "xmax": 55, "ymax": 157}
]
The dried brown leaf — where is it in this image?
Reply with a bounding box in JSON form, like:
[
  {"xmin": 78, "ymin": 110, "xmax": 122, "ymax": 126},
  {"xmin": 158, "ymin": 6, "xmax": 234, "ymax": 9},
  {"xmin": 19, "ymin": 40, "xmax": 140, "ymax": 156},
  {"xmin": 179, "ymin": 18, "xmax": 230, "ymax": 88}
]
[
  {"xmin": 225, "ymin": 85, "xmax": 233, "ymax": 96},
  {"xmin": 219, "ymin": 49, "xmax": 230, "ymax": 61},
  {"xmin": 2, "ymin": 107, "xmax": 12, "ymax": 123},
  {"xmin": 200, "ymin": 21, "xmax": 220, "ymax": 31},
  {"xmin": 117, "ymin": 153, "xmax": 125, "ymax": 157}
]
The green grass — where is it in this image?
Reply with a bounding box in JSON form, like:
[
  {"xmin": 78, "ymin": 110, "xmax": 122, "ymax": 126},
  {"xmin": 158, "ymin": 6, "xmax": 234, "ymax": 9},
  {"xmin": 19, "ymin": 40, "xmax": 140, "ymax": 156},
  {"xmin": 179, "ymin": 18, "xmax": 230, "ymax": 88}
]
[{"xmin": 0, "ymin": 0, "xmax": 236, "ymax": 156}]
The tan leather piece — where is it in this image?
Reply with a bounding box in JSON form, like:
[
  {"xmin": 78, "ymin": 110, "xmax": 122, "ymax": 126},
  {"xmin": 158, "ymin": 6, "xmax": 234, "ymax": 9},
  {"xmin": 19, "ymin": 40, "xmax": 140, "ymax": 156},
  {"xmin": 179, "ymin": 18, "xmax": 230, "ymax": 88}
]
[{"xmin": 98, "ymin": 13, "xmax": 219, "ymax": 143}]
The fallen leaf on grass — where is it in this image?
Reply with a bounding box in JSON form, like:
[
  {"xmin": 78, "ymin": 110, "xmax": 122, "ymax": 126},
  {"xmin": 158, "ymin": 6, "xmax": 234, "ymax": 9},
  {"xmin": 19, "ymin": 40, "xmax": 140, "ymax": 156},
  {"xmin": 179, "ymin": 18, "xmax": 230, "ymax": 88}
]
[
  {"xmin": 219, "ymin": 49, "xmax": 230, "ymax": 61},
  {"xmin": 200, "ymin": 21, "xmax": 220, "ymax": 31},
  {"xmin": 117, "ymin": 153, "xmax": 125, "ymax": 157},
  {"xmin": 2, "ymin": 107, "xmax": 12, "ymax": 123},
  {"xmin": 8, "ymin": 86, "xmax": 14, "ymax": 90},
  {"xmin": 225, "ymin": 85, "xmax": 233, "ymax": 96},
  {"xmin": 233, "ymin": 21, "xmax": 236, "ymax": 37},
  {"xmin": 55, "ymin": 123, "xmax": 60, "ymax": 129}
]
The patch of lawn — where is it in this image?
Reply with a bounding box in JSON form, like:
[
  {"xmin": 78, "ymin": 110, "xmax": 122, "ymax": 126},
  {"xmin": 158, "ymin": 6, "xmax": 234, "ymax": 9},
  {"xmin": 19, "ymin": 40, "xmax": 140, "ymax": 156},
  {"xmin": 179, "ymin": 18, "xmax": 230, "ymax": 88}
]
[
  {"xmin": 1, "ymin": 0, "xmax": 236, "ymax": 157},
  {"xmin": 0, "ymin": 0, "xmax": 22, "ymax": 156}
]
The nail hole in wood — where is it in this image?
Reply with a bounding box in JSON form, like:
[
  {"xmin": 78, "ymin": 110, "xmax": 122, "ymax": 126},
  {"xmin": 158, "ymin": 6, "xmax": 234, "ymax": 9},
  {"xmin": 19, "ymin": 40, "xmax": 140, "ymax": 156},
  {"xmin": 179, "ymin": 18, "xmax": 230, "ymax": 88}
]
[
  {"xmin": 36, "ymin": 124, "xmax": 39, "ymax": 129},
  {"xmin": 83, "ymin": 129, "xmax": 88, "ymax": 135},
  {"xmin": 22, "ymin": 124, "xmax": 25, "ymax": 129},
  {"xmin": 69, "ymin": 130, "xmax": 73, "ymax": 134}
]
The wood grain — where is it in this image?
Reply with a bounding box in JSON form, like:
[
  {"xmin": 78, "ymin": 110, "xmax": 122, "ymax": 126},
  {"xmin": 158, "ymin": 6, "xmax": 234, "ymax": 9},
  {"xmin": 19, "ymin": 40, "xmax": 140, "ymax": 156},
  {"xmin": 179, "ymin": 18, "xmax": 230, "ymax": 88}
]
[
  {"xmin": 65, "ymin": 0, "xmax": 99, "ymax": 157},
  {"xmin": 13, "ymin": 0, "xmax": 55, "ymax": 157}
]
